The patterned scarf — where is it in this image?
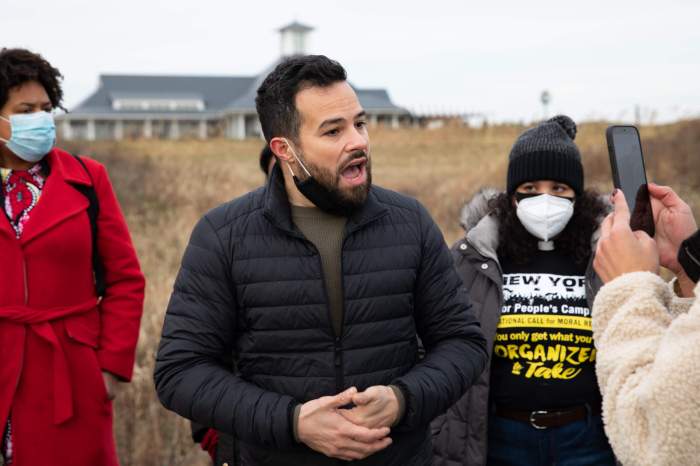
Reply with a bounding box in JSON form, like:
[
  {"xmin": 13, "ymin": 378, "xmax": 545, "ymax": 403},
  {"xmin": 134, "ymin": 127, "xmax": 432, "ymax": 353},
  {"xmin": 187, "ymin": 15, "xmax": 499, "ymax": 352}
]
[{"xmin": 1, "ymin": 419, "xmax": 11, "ymax": 465}]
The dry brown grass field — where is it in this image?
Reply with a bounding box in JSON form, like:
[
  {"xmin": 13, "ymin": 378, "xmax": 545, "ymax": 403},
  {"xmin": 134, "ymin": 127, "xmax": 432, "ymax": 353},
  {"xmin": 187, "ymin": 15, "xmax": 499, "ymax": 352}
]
[{"xmin": 63, "ymin": 120, "xmax": 700, "ymax": 466}]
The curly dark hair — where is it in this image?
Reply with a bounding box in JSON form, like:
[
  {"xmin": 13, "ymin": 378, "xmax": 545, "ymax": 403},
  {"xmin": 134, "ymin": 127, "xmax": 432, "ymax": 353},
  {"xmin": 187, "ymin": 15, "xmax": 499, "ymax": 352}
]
[
  {"xmin": 259, "ymin": 144, "xmax": 274, "ymax": 176},
  {"xmin": 0, "ymin": 48, "xmax": 64, "ymax": 111},
  {"xmin": 255, "ymin": 55, "xmax": 346, "ymax": 143},
  {"xmin": 490, "ymin": 190, "xmax": 609, "ymax": 266}
]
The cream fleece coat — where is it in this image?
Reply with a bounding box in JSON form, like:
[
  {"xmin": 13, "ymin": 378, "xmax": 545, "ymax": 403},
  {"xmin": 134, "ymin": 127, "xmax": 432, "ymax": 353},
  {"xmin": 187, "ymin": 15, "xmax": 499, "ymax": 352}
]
[{"xmin": 592, "ymin": 272, "xmax": 699, "ymax": 466}]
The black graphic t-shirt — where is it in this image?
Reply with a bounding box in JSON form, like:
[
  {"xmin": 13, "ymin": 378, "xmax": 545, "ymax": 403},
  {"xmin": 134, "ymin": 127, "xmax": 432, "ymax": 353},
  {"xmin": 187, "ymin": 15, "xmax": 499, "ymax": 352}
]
[{"xmin": 490, "ymin": 249, "xmax": 601, "ymax": 410}]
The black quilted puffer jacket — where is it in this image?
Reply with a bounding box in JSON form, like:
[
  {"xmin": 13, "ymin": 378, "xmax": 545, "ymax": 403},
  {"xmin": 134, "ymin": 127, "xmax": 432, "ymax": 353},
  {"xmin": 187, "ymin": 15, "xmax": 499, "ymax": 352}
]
[{"xmin": 155, "ymin": 166, "xmax": 487, "ymax": 466}]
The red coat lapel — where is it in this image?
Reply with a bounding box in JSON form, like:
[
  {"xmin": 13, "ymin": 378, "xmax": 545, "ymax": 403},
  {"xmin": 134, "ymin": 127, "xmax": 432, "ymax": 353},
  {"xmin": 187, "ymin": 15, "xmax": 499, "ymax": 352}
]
[{"xmin": 20, "ymin": 149, "xmax": 92, "ymax": 246}]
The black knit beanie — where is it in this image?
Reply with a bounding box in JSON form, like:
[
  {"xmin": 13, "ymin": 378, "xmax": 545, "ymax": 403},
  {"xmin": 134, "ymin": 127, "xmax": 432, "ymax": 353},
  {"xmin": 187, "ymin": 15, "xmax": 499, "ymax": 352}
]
[{"xmin": 506, "ymin": 115, "xmax": 584, "ymax": 195}]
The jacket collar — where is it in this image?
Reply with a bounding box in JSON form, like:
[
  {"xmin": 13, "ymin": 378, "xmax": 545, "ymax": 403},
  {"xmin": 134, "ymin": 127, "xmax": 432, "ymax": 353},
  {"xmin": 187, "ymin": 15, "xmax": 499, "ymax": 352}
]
[
  {"xmin": 466, "ymin": 215, "xmax": 500, "ymax": 262},
  {"xmin": 47, "ymin": 148, "xmax": 93, "ymax": 187},
  {"xmin": 459, "ymin": 188, "xmax": 501, "ymax": 261},
  {"xmin": 0, "ymin": 148, "xmax": 94, "ymax": 244},
  {"xmin": 262, "ymin": 163, "xmax": 387, "ymax": 237}
]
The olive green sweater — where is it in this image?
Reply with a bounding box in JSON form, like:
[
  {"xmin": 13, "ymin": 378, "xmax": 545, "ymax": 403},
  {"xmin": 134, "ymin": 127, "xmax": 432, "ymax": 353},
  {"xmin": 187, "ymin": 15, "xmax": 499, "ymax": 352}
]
[{"xmin": 292, "ymin": 205, "xmax": 347, "ymax": 336}]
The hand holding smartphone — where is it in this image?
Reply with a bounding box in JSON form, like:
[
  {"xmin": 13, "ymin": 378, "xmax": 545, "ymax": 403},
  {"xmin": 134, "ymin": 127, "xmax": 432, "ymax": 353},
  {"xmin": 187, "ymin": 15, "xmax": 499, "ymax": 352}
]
[{"xmin": 606, "ymin": 125, "xmax": 655, "ymax": 237}]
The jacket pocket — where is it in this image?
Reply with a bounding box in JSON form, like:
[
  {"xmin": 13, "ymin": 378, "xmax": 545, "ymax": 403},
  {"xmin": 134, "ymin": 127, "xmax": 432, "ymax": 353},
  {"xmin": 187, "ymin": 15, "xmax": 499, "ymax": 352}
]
[
  {"xmin": 64, "ymin": 308, "xmax": 100, "ymax": 348},
  {"xmin": 63, "ymin": 310, "xmax": 110, "ymax": 404}
]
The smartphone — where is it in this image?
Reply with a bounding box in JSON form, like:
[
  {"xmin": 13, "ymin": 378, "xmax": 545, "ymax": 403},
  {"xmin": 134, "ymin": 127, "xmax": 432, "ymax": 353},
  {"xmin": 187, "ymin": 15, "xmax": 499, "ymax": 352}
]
[{"xmin": 606, "ymin": 125, "xmax": 655, "ymax": 237}]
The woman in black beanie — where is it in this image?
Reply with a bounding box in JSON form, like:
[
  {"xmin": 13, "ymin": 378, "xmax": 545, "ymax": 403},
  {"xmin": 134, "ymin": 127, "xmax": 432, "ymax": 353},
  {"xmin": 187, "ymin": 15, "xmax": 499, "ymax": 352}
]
[{"xmin": 432, "ymin": 116, "xmax": 616, "ymax": 466}]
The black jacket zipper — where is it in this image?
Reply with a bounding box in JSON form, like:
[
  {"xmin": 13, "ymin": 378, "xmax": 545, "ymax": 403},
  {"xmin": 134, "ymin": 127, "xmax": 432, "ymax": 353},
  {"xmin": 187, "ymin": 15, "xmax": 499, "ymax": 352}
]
[{"xmin": 303, "ymin": 239, "xmax": 345, "ymax": 393}]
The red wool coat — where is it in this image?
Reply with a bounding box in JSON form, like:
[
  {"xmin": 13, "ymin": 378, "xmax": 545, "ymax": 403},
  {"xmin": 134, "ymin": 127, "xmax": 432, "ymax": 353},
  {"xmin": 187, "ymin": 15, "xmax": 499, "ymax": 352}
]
[{"xmin": 0, "ymin": 148, "xmax": 145, "ymax": 465}]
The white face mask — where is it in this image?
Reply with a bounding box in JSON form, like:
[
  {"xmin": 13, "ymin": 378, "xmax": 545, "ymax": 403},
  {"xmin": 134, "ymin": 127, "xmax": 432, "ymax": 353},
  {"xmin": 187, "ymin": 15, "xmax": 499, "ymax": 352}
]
[{"xmin": 516, "ymin": 193, "xmax": 574, "ymax": 242}]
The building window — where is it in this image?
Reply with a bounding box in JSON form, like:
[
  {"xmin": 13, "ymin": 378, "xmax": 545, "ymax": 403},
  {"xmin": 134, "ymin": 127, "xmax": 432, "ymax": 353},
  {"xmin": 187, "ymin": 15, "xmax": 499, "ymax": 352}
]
[
  {"xmin": 112, "ymin": 98, "xmax": 205, "ymax": 112},
  {"xmin": 207, "ymin": 120, "xmax": 223, "ymax": 138},
  {"xmin": 95, "ymin": 121, "xmax": 115, "ymax": 140},
  {"xmin": 123, "ymin": 121, "xmax": 145, "ymax": 139},
  {"xmin": 70, "ymin": 121, "xmax": 88, "ymax": 140},
  {"xmin": 245, "ymin": 115, "xmax": 262, "ymax": 138},
  {"xmin": 151, "ymin": 120, "xmax": 171, "ymax": 139},
  {"xmin": 179, "ymin": 121, "xmax": 200, "ymax": 139}
]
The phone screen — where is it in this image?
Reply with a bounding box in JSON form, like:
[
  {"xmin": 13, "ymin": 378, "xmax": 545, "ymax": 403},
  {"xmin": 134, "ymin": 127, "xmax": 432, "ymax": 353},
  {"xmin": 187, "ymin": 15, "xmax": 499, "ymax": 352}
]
[{"xmin": 607, "ymin": 126, "xmax": 655, "ymax": 236}]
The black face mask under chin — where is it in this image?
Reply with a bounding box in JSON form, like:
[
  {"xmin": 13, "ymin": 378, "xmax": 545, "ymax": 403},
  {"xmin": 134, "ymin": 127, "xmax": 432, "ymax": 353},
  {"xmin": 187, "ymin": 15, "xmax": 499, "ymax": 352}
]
[
  {"xmin": 283, "ymin": 139, "xmax": 358, "ymax": 217},
  {"xmin": 292, "ymin": 174, "xmax": 355, "ymax": 217}
]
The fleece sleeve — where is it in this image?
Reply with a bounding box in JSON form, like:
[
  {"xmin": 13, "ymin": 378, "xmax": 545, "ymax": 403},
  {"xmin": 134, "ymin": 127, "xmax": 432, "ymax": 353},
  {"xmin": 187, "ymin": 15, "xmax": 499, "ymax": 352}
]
[{"xmin": 592, "ymin": 271, "xmax": 700, "ymax": 466}]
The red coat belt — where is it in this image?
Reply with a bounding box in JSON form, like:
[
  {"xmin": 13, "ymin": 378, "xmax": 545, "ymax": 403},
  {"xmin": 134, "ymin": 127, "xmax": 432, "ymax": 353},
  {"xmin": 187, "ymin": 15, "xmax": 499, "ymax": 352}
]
[{"xmin": 0, "ymin": 299, "xmax": 99, "ymax": 426}]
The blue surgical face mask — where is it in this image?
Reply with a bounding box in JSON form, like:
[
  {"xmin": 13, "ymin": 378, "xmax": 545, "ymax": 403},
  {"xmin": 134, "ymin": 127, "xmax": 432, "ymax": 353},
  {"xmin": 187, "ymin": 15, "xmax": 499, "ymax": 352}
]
[{"xmin": 0, "ymin": 111, "xmax": 56, "ymax": 163}]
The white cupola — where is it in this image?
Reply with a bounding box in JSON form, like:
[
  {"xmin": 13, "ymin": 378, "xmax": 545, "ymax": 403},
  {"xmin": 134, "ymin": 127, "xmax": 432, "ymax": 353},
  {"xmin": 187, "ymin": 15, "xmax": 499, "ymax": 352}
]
[{"xmin": 278, "ymin": 21, "xmax": 314, "ymax": 57}]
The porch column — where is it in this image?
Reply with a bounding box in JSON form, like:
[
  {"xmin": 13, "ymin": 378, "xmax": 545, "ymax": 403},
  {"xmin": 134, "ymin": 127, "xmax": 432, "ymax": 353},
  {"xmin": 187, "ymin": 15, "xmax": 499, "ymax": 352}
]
[
  {"xmin": 61, "ymin": 119, "xmax": 73, "ymax": 141},
  {"xmin": 143, "ymin": 119, "xmax": 153, "ymax": 139},
  {"xmin": 199, "ymin": 120, "xmax": 207, "ymax": 139},
  {"xmin": 391, "ymin": 114, "xmax": 400, "ymax": 129},
  {"xmin": 86, "ymin": 119, "xmax": 96, "ymax": 141},
  {"xmin": 233, "ymin": 114, "xmax": 245, "ymax": 139},
  {"xmin": 170, "ymin": 120, "xmax": 180, "ymax": 139},
  {"xmin": 115, "ymin": 120, "xmax": 124, "ymax": 140}
]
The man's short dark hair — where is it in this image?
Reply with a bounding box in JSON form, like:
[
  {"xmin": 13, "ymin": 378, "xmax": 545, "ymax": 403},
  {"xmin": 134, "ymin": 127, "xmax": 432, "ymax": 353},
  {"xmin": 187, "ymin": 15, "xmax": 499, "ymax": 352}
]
[
  {"xmin": 255, "ymin": 55, "xmax": 346, "ymax": 143},
  {"xmin": 0, "ymin": 48, "xmax": 64, "ymax": 111}
]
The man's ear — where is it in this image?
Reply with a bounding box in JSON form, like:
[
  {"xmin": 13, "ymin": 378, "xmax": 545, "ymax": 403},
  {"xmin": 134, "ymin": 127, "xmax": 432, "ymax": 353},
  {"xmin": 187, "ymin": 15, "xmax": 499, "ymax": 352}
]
[{"xmin": 270, "ymin": 137, "xmax": 294, "ymax": 165}]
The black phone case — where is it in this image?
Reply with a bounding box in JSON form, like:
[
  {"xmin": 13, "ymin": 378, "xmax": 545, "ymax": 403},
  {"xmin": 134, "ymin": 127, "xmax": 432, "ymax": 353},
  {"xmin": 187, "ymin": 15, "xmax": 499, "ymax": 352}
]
[
  {"xmin": 605, "ymin": 125, "xmax": 655, "ymax": 237},
  {"xmin": 605, "ymin": 126, "xmax": 624, "ymax": 191}
]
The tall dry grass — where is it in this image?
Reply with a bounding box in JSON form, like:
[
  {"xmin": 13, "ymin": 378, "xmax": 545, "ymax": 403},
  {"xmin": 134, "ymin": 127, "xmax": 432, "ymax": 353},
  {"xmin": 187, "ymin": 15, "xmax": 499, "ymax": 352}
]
[{"xmin": 63, "ymin": 119, "xmax": 700, "ymax": 466}]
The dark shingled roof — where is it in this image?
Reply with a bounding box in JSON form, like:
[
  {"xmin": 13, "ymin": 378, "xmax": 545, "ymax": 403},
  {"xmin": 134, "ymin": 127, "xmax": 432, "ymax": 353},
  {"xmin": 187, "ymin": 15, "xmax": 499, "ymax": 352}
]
[
  {"xmin": 71, "ymin": 75, "xmax": 256, "ymax": 115},
  {"xmin": 70, "ymin": 68, "xmax": 409, "ymax": 116},
  {"xmin": 278, "ymin": 21, "xmax": 314, "ymax": 33},
  {"xmin": 355, "ymin": 89, "xmax": 407, "ymax": 113}
]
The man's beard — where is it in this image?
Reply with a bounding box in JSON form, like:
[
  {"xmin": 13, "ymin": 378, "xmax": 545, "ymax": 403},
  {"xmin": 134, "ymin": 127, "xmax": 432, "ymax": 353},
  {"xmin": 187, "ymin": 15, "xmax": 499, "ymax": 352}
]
[{"xmin": 298, "ymin": 149, "xmax": 372, "ymax": 213}]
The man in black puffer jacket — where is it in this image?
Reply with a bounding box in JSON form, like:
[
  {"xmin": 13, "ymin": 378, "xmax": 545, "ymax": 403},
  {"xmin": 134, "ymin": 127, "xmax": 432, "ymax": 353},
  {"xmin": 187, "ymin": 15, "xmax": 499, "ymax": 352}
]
[{"xmin": 154, "ymin": 55, "xmax": 487, "ymax": 466}]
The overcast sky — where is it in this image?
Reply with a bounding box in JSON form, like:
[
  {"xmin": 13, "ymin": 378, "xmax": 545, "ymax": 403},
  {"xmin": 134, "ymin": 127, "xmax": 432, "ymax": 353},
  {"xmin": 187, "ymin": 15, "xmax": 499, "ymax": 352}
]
[{"xmin": 5, "ymin": 0, "xmax": 699, "ymax": 123}]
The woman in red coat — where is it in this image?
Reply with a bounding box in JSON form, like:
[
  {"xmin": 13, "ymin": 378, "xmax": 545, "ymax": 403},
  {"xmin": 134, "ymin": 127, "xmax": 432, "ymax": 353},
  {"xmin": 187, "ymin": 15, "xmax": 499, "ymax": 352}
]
[{"xmin": 0, "ymin": 48, "xmax": 145, "ymax": 465}]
